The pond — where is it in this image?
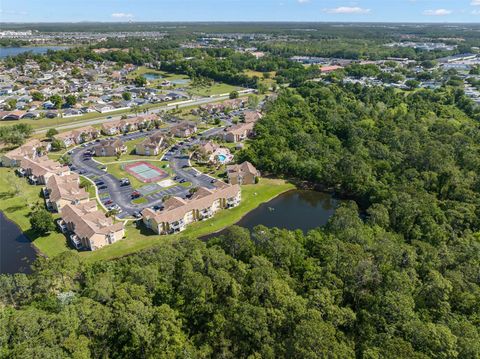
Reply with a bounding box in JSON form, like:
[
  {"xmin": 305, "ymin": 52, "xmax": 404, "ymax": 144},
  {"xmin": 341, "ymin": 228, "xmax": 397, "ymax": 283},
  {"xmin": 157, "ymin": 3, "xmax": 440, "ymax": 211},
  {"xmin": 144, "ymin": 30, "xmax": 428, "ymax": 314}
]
[
  {"xmin": 0, "ymin": 211, "xmax": 37, "ymax": 274},
  {"xmin": 143, "ymin": 72, "xmax": 163, "ymax": 81},
  {"xmin": 203, "ymin": 190, "xmax": 343, "ymax": 240},
  {"xmin": 0, "ymin": 46, "xmax": 68, "ymax": 58}
]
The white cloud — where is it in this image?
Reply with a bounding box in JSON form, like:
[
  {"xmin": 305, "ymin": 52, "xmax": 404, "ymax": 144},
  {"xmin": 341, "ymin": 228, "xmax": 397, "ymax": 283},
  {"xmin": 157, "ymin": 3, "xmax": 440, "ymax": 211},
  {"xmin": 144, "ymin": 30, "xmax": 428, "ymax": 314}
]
[
  {"xmin": 471, "ymin": 0, "xmax": 480, "ymax": 6},
  {"xmin": 423, "ymin": 9, "xmax": 452, "ymax": 16},
  {"xmin": 111, "ymin": 12, "xmax": 134, "ymax": 19},
  {"xmin": 297, "ymin": 0, "xmax": 310, "ymax": 3},
  {"xmin": 472, "ymin": 9, "xmax": 480, "ymax": 14},
  {"xmin": 324, "ymin": 6, "xmax": 371, "ymax": 14}
]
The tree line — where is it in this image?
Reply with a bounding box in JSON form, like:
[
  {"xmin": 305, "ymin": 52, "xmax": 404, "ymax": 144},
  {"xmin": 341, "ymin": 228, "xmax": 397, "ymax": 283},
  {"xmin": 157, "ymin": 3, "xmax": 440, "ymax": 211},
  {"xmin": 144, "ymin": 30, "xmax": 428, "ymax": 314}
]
[{"xmin": 1, "ymin": 214, "xmax": 478, "ymax": 357}]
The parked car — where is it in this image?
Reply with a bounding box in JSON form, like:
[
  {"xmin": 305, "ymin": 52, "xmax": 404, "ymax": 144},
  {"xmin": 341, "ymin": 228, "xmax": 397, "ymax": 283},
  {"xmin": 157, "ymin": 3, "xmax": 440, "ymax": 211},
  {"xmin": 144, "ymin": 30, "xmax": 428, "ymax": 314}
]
[
  {"xmin": 99, "ymin": 185, "xmax": 107, "ymax": 190},
  {"xmin": 132, "ymin": 211, "xmax": 142, "ymax": 218},
  {"xmin": 131, "ymin": 191, "xmax": 141, "ymax": 199},
  {"xmin": 120, "ymin": 178, "xmax": 130, "ymax": 186},
  {"xmin": 104, "ymin": 199, "xmax": 113, "ymax": 205}
]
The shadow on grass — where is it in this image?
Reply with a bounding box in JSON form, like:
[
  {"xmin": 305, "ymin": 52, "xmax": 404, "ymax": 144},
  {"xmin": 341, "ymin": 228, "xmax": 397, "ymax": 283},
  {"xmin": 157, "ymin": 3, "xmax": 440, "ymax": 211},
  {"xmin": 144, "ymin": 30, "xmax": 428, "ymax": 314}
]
[
  {"xmin": 4, "ymin": 204, "xmax": 25, "ymax": 213},
  {"xmin": 135, "ymin": 220, "xmax": 157, "ymax": 237},
  {"xmin": 0, "ymin": 191, "xmax": 15, "ymax": 200}
]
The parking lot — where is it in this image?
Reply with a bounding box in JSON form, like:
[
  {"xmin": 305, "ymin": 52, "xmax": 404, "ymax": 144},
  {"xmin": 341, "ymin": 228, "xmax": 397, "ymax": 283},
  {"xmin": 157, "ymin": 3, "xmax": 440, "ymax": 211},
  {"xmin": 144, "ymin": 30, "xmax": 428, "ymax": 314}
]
[{"xmin": 69, "ymin": 128, "xmax": 219, "ymax": 219}]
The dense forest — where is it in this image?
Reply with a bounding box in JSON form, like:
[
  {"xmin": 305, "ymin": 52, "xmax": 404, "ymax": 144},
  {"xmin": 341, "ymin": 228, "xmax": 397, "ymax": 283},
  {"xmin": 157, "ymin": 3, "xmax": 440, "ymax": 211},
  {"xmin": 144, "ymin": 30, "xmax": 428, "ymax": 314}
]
[
  {"xmin": 240, "ymin": 83, "xmax": 480, "ymax": 241},
  {"xmin": 1, "ymin": 216, "xmax": 479, "ymax": 358},
  {"xmin": 1, "ymin": 82, "xmax": 479, "ymax": 358}
]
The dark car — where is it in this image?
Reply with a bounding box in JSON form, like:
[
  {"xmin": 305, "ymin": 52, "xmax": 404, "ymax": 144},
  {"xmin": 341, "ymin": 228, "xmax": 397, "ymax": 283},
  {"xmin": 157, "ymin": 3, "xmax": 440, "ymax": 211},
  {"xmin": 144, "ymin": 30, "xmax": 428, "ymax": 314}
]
[
  {"xmin": 182, "ymin": 164, "xmax": 190, "ymax": 168},
  {"xmin": 98, "ymin": 185, "xmax": 108, "ymax": 190},
  {"xmin": 131, "ymin": 191, "xmax": 141, "ymax": 199},
  {"xmin": 96, "ymin": 181, "xmax": 104, "ymax": 185},
  {"xmin": 104, "ymin": 199, "xmax": 113, "ymax": 205},
  {"xmin": 132, "ymin": 211, "xmax": 142, "ymax": 218},
  {"xmin": 153, "ymin": 205, "xmax": 162, "ymax": 211}
]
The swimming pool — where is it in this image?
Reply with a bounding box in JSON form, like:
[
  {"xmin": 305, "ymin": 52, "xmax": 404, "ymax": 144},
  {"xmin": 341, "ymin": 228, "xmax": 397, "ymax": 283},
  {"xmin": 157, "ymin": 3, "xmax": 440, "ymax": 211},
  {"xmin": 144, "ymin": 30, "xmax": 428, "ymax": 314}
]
[{"xmin": 217, "ymin": 154, "xmax": 227, "ymax": 163}]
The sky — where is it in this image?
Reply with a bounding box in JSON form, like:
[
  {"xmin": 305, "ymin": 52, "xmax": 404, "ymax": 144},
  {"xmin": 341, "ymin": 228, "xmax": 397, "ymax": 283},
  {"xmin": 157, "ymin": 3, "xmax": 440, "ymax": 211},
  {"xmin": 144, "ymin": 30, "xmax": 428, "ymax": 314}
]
[{"xmin": 1, "ymin": 0, "xmax": 480, "ymax": 23}]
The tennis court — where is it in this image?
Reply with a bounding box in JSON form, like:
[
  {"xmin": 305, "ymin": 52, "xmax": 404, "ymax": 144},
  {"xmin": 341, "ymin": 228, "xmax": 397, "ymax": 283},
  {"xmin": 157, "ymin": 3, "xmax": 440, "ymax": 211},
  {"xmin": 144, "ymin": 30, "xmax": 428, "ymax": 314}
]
[{"xmin": 124, "ymin": 161, "xmax": 168, "ymax": 183}]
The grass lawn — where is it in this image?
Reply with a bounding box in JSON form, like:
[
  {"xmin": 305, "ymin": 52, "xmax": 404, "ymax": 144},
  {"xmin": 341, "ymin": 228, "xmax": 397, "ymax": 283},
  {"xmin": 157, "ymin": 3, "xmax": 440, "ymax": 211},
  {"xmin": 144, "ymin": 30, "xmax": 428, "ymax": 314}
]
[
  {"xmin": 0, "ymin": 168, "xmax": 71, "ymax": 257},
  {"xmin": 188, "ymin": 83, "xmax": 243, "ymax": 97},
  {"xmin": 192, "ymin": 161, "xmax": 227, "ymax": 179},
  {"xmin": 132, "ymin": 197, "xmax": 148, "ymax": 205},
  {"xmin": 80, "ymin": 177, "xmax": 97, "ymax": 199},
  {"xmin": 243, "ymin": 69, "xmax": 276, "ymax": 87},
  {"xmin": 80, "ymin": 178, "xmax": 295, "ymax": 263}
]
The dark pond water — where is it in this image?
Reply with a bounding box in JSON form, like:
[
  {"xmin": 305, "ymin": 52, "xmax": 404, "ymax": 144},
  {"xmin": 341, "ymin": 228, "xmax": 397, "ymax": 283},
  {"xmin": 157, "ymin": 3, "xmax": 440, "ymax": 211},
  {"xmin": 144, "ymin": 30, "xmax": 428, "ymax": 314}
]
[
  {"xmin": 203, "ymin": 190, "xmax": 343, "ymax": 239},
  {"xmin": 0, "ymin": 211, "xmax": 36, "ymax": 274},
  {"xmin": 144, "ymin": 72, "xmax": 163, "ymax": 81},
  {"xmin": 0, "ymin": 46, "xmax": 68, "ymax": 58}
]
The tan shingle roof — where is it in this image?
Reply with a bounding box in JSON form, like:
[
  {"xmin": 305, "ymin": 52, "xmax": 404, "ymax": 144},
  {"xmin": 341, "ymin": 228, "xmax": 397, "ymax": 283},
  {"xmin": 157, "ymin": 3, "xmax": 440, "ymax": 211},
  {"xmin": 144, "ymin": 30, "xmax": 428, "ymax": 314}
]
[
  {"xmin": 61, "ymin": 201, "xmax": 124, "ymax": 240},
  {"xmin": 142, "ymin": 184, "xmax": 240, "ymax": 224},
  {"xmin": 21, "ymin": 157, "xmax": 70, "ymax": 177},
  {"xmin": 47, "ymin": 174, "xmax": 88, "ymax": 203},
  {"xmin": 227, "ymin": 161, "xmax": 259, "ymax": 176}
]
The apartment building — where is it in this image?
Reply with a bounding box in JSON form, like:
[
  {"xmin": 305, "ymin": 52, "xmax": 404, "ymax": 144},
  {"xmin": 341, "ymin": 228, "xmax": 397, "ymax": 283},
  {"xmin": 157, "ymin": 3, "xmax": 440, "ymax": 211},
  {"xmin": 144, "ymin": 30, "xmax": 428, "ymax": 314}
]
[{"xmin": 142, "ymin": 184, "xmax": 241, "ymax": 235}]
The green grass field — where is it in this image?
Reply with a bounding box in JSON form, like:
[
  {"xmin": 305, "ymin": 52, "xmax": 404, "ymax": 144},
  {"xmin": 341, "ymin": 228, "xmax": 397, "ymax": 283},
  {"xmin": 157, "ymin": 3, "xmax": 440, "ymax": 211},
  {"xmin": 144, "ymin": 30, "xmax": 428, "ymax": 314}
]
[
  {"xmin": 0, "ymin": 168, "xmax": 71, "ymax": 257},
  {"xmin": 188, "ymin": 83, "xmax": 243, "ymax": 97}
]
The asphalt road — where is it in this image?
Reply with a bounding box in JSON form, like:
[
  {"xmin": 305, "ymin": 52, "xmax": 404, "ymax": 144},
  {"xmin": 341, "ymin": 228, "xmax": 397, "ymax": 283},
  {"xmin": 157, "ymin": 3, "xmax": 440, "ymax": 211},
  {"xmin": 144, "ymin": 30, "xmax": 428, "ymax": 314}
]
[{"xmin": 34, "ymin": 92, "xmax": 253, "ymax": 134}]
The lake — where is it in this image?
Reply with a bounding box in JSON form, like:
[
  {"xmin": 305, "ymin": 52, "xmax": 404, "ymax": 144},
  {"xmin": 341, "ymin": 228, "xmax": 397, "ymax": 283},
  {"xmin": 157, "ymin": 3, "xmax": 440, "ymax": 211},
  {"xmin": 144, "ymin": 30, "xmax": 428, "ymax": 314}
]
[
  {"xmin": 0, "ymin": 190, "xmax": 341, "ymax": 274},
  {"xmin": 203, "ymin": 190, "xmax": 342, "ymax": 240},
  {"xmin": 0, "ymin": 211, "xmax": 37, "ymax": 274},
  {"xmin": 0, "ymin": 46, "xmax": 68, "ymax": 58},
  {"xmin": 144, "ymin": 72, "xmax": 163, "ymax": 81}
]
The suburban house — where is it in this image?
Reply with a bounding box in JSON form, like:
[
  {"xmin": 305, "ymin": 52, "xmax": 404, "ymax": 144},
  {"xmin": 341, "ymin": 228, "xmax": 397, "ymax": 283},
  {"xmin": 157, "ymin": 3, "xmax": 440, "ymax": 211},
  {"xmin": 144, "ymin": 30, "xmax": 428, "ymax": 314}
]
[
  {"xmin": 170, "ymin": 121, "xmax": 197, "ymax": 137},
  {"xmin": 55, "ymin": 126, "xmax": 100, "ymax": 147},
  {"xmin": 200, "ymin": 98, "xmax": 246, "ymax": 113},
  {"xmin": 224, "ymin": 122, "xmax": 255, "ymax": 143},
  {"xmin": 20, "ymin": 157, "xmax": 70, "ymax": 185},
  {"xmin": 1, "ymin": 110, "xmax": 27, "ymax": 120},
  {"xmin": 101, "ymin": 115, "xmax": 158, "ymax": 135},
  {"xmin": 60, "ymin": 201, "xmax": 125, "ymax": 251},
  {"xmin": 243, "ymin": 110, "xmax": 262, "ymax": 123},
  {"xmin": 1, "ymin": 139, "xmax": 50, "ymax": 167},
  {"xmin": 141, "ymin": 183, "xmax": 241, "ymax": 235},
  {"xmin": 135, "ymin": 131, "xmax": 165, "ymax": 156},
  {"xmin": 93, "ymin": 139, "xmax": 127, "ymax": 157},
  {"xmin": 226, "ymin": 161, "xmax": 260, "ymax": 185},
  {"xmin": 44, "ymin": 174, "xmax": 89, "ymax": 212}
]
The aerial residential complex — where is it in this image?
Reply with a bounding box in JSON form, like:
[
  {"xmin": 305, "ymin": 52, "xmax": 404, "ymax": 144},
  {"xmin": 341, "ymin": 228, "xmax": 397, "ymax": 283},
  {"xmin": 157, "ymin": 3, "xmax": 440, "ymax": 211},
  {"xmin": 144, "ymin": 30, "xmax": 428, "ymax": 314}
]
[{"xmin": 142, "ymin": 183, "xmax": 241, "ymax": 235}]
